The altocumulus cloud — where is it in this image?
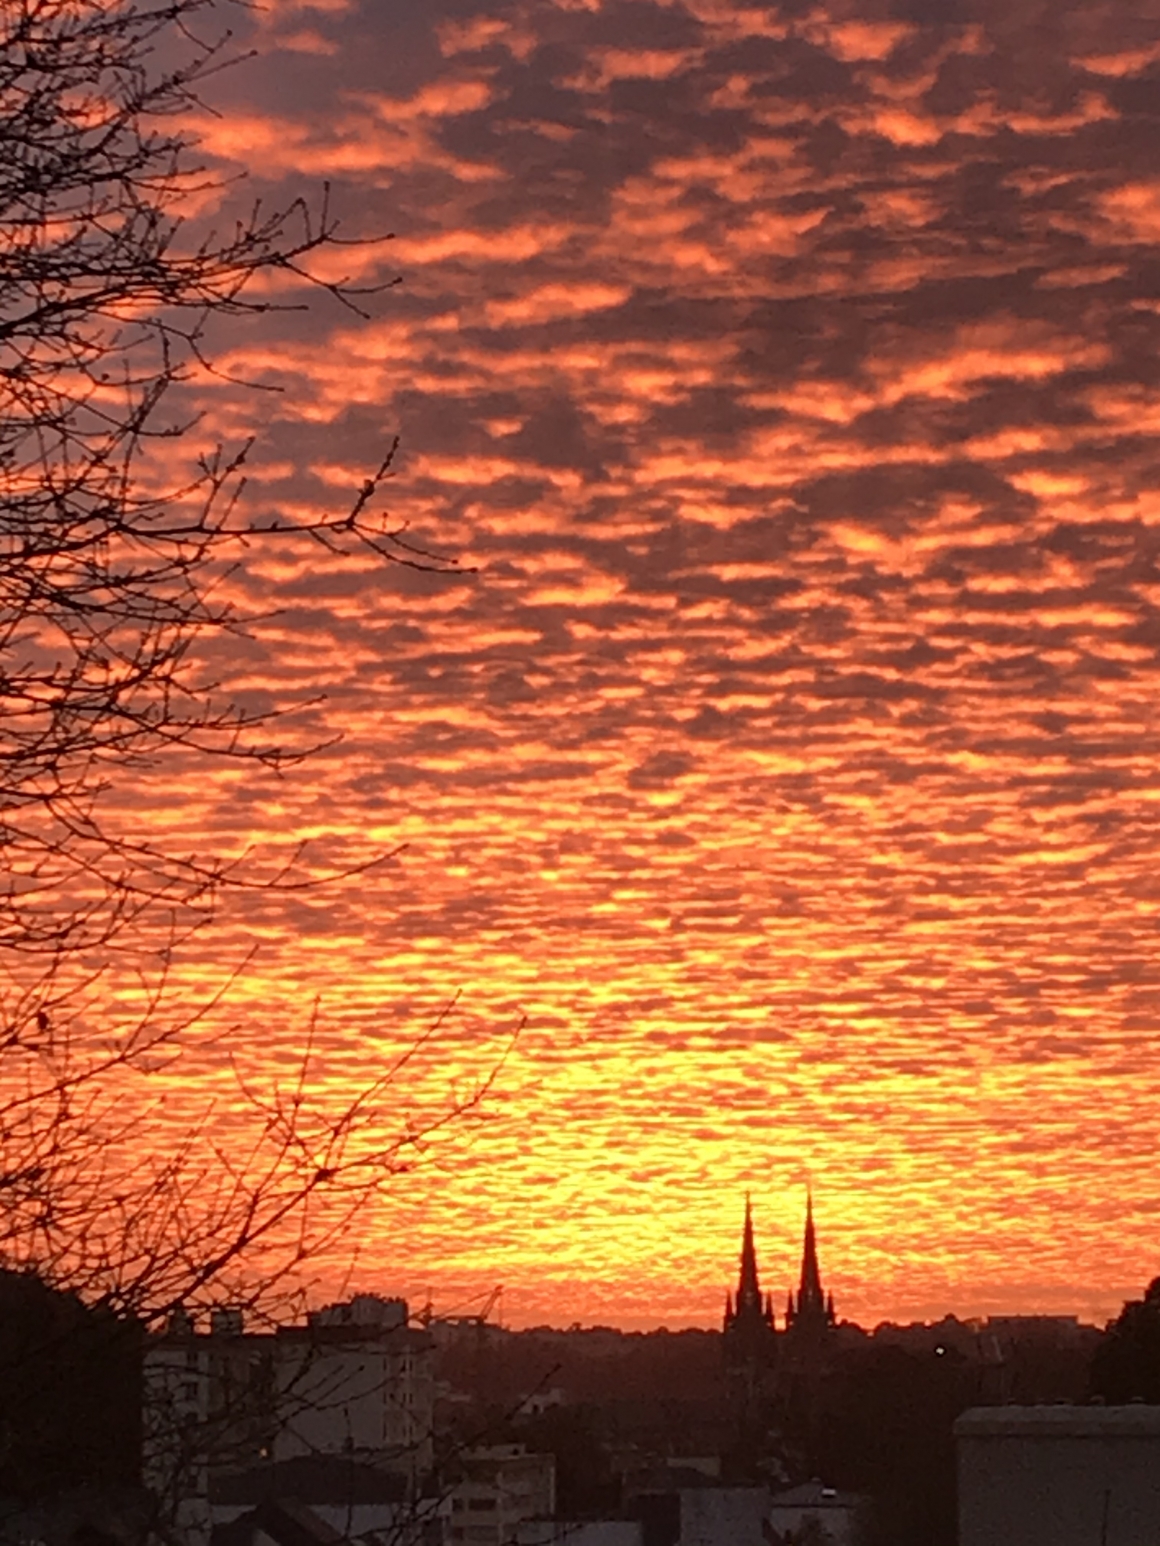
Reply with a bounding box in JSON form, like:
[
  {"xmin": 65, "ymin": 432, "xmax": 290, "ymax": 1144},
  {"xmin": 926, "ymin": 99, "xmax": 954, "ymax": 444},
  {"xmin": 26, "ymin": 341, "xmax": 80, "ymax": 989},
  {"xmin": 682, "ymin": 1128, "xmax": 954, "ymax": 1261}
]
[{"xmin": 126, "ymin": 0, "xmax": 1160, "ymax": 1329}]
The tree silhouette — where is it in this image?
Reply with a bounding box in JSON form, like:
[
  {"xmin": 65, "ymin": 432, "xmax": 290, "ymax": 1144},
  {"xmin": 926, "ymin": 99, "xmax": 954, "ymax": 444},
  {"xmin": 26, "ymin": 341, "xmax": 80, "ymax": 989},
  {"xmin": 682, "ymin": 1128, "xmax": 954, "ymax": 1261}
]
[
  {"xmin": 1, "ymin": 0, "xmax": 482, "ymax": 1324},
  {"xmin": 1, "ymin": 0, "xmax": 458, "ymax": 967},
  {"xmin": 1090, "ymin": 1277, "xmax": 1160, "ymax": 1403},
  {"xmin": 0, "ymin": 1267, "xmax": 140, "ymax": 1495}
]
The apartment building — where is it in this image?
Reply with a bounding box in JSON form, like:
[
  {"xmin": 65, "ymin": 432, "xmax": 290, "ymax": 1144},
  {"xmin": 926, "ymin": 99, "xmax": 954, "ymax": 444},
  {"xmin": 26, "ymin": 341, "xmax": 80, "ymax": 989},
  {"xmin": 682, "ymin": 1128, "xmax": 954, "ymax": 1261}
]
[
  {"xmin": 447, "ymin": 1445, "xmax": 556, "ymax": 1546},
  {"xmin": 143, "ymin": 1296, "xmax": 434, "ymax": 1544}
]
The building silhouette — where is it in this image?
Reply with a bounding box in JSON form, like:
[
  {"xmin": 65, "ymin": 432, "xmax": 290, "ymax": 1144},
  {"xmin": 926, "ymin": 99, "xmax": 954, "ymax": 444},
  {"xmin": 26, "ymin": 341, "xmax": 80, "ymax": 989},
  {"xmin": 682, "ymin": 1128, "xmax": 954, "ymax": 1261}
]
[
  {"xmin": 783, "ymin": 1192, "xmax": 836, "ymax": 1346},
  {"xmin": 722, "ymin": 1193, "xmax": 838, "ymax": 1478},
  {"xmin": 778, "ymin": 1192, "xmax": 837, "ymax": 1477},
  {"xmin": 722, "ymin": 1190, "xmax": 836, "ymax": 1352},
  {"xmin": 723, "ymin": 1195, "xmax": 777, "ymax": 1354},
  {"xmin": 721, "ymin": 1197, "xmax": 777, "ymax": 1476}
]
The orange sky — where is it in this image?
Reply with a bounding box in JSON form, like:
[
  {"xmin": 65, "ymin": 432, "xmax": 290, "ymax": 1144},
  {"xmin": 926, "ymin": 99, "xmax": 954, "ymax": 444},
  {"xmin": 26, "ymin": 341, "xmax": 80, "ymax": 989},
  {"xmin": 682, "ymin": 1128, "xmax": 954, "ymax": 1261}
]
[{"xmin": 101, "ymin": 0, "xmax": 1160, "ymax": 1330}]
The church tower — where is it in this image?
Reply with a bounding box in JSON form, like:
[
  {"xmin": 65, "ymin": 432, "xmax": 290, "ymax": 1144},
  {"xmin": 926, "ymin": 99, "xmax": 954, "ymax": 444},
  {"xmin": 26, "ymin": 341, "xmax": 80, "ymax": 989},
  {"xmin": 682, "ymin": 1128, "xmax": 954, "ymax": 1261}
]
[
  {"xmin": 723, "ymin": 1194, "xmax": 777, "ymax": 1347},
  {"xmin": 722, "ymin": 1195, "xmax": 777, "ymax": 1477},
  {"xmin": 784, "ymin": 1191, "xmax": 836, "ymax": 1340},
  {"xmin": 778, "ymin": 1190, "xmax": 837, "ymax": 1474}
]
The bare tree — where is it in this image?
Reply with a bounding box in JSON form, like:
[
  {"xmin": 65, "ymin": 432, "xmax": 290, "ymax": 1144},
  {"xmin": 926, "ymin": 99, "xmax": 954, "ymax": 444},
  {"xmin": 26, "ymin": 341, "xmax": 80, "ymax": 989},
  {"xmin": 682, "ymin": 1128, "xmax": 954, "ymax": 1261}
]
[{"xmin": 0, "ymin": 0, "xmax": 478, "ymax": 1325}]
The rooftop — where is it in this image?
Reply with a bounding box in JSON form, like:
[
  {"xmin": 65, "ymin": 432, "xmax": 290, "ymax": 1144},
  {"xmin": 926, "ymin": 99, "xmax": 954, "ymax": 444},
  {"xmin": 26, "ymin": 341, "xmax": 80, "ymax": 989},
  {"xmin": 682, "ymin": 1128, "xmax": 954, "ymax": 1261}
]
[
  {"xmin": 955, "ymin": 1406, "xmax": 1160, "ymax": 1438},
  {"xmin": 770, "ymin": 1483, "xmax": 864, "ymax": 1510}
]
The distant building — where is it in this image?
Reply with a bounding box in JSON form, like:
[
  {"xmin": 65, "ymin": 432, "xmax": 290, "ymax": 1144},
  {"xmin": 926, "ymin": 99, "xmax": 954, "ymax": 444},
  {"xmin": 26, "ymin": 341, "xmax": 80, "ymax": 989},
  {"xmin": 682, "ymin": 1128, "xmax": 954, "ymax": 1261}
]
[
  {"xmin": 276, "ymin": 1294, "xmax": 434, "ymax": 1478},
  {"xmin": 143, "ymin": 1295, "xmax": 434, "ymax": 1546},
  {"xmin": 983, "ymin": 1315, "xmax": 1085, "ymax": 1339},
  {"xmin": 447, "ymin": 1443, "xmax": 556, "ymax": 1546},
  {"xmin": 973, "ymin": 1315, "xmax": 1102, "ymax": 1405},
  {"xmin": 630, "ymin": 1482, "xmax": 770, "ymax": 1546},
  {"xmin": 210, "ymin": 1456, "xmax": 422, "ymax": 1543},
  {"xmin": 722, "ymin": 1197, "xmax": 778, "ymax": 1470},
  {"xmin": 766, "ymin": 1482, "xmax": 866, "ymax": 1546},
  {"xmin": 720, "ymin": 1190, "xmax": 837, "ymax": 1353},
  {"xmin": 678, "ymin": 1486, "xmax": 769, "ymax": 1546},
  {"xmin": 956, "ymin": 1405, "xmax": 1160, "ymax": 1546},
  {"xmin": 723, "ymin": 1197, "xmax": 777, "ymax": 1375},
  {"xmin": 778, "ymin": 1194, "xmax": 837, "ymax": 1443},
  {"xmin": 782, "ymin": 1193, "xmax": 836, "ymax": 1346},
  {"xmin": 721, "ymin": 1194, "xmax": 839, "ymax": 1476}
]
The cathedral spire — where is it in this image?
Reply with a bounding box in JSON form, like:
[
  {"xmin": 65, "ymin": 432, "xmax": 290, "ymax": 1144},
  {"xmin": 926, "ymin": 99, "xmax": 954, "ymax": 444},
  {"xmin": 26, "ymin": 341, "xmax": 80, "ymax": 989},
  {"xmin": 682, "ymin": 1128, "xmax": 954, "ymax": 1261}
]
[
  {"xmin": 785, "ymin": 1188, "xmax": 835, "ymax": 1335},
  {"xmin": 724, "ymin": 1195, "xmax": 775, "ymax": 1336},
  {"xmin": 737, "ymin": 1192, "xmax": 761, "ymax": 1311},
  {"xmin": 798, "ymin": 1188, "xmax": 824, "ymax": 1312}
]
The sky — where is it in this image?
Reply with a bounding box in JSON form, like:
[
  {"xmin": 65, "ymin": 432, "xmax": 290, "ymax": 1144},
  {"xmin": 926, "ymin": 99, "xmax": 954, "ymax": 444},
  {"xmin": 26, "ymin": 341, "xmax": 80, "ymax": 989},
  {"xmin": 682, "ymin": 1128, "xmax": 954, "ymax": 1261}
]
[{"xmin": 115, "ymin": 0, "xmax": 1160, "ymax": 1330}]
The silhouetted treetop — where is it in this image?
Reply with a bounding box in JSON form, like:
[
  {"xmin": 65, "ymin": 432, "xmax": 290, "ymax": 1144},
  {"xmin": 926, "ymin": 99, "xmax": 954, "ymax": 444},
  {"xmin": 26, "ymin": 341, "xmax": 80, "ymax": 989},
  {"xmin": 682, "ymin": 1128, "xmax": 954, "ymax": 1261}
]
[{"xmin": 1090, "ymin": 1277, "xmax": 1160, "ymax": 1404}]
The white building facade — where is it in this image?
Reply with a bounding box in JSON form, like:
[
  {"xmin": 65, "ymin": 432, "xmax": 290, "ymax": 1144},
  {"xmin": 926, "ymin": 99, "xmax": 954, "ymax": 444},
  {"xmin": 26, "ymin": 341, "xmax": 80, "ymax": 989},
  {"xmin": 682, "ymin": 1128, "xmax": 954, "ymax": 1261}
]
[
  {"xmin": 956, "ymin": 1405, "xmax": 1160, "ymax": 1546},
  {"xmin": 275, "ymin": 1295, "xmax": 434, "ymax": 1478},
  {"xmin": 143, "ymin": 1296, "xmax": 435, "ymax": 1544},
  {"xmin": 447, "ymin": 1445, "xmax": 557, "ymax": 1546}
]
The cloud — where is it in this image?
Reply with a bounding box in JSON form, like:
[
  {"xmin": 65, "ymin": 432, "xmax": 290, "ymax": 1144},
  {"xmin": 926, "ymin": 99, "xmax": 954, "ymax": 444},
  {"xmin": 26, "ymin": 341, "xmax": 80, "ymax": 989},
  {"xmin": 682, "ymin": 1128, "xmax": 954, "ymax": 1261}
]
[{"xmin": 128, "ymin": 0, "xmax": 1160, "ymax": 1329}]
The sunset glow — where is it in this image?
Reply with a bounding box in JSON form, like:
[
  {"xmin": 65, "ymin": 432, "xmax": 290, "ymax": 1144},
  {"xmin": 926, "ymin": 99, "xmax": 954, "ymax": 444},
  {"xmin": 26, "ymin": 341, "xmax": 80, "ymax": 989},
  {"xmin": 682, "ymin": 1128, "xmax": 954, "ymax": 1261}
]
[{"xmin": 107, "ymin": 0, "xmax": 1160, "ymax": 1331}]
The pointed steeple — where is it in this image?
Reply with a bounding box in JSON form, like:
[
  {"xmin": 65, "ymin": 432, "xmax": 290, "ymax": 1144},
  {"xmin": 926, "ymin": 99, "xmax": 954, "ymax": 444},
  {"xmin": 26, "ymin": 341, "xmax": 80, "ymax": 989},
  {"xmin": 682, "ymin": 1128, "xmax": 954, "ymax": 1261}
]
[
  {"xmin": 798, "ymin": 1189, "xmax": 824, "ymax": 1312},
  {"xmin": 786, "ymin": 1188, "xmax": 833, "ymax": 1339},
  {"xmin": 723, "ymin": 1195, "xmax": 776, "ymax": 1353},
  {"xmin": 737, "ymin": 1192, "xmax": 761, "ymax": 1313}
]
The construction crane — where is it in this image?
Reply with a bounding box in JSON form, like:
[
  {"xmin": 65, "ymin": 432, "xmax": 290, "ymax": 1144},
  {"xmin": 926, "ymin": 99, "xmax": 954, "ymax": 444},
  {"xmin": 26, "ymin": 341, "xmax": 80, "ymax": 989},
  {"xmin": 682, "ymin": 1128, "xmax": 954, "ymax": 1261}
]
[{"xmin": 414, "ymin": 1284, "xmax": 503, "ymax": 1330}]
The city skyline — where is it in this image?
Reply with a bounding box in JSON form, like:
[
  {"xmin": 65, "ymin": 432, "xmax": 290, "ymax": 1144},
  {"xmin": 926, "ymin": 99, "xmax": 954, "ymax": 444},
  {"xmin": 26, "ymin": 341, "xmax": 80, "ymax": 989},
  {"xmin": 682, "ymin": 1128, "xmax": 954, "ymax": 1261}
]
[{"xmin": 279, "ymin": 1191, "xmax": 1132, "ymax": 1333}]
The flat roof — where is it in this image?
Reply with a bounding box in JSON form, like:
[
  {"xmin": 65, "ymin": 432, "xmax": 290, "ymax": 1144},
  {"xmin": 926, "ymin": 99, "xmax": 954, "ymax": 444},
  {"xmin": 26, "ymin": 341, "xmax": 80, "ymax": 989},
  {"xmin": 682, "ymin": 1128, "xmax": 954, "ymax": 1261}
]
[
  {"xmin": 769, "ymin": 1483, "xmax": 864, "ymax": 1510},
  {"xmin": 955, "ymin": 1406, "xmax": 1160, "ymax": 1438}
]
